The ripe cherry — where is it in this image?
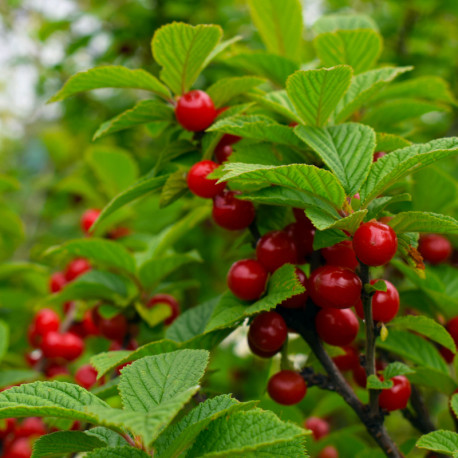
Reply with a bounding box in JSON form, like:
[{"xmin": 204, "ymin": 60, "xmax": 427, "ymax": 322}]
[
  {"xmin": 354, "ymin": 280, "xmax": 399, "ymax": 323},
  {"xmin": 49, "ymin": 272, "xmax": 67, "ymax": 293},
  {"xmin": 175, "ymin": 90, "xmax": 217, "ymax": 132},
  {"xmin": 308, "ymin": 265, "xmax": 362, "ymax": 309},
  {"xmin": 284, "ymin": 221, "xmax": 315, "ymax": 262},
  {"xmin": 15, "ymin": 417, "xmax": 46, "ymax": 438},
  {"xmin": 45, "ymin": 362, "xmax": 70, "ymax": 378},
  {"xmin": 147, "ymin": 294, "xmax": 180, "ymax": 325},
  {"xmin": 353, "ymin": 221, "xmax": 398, "ymax": 266},
  {"xmin": 97, "ymin": 313, "xmax": 128, "ymax": 341},
  {"xmin": 227, "ymin": 259, "xmax": 268, "ymax": 301},
  {"xmin": 315, "ymin": 308, "xmax": 359, "ymax": 346},
  {"xmin": 322, "ymin": 240, "xmax": 358, "ymax": 270},
  {"xmin": 25, "ymin": 350, "xmax": 43, "ymax": 368},
  {"xmin": 82, "ymin": 310, "xmax": 99, "ymax": 336},
  {"xmin": 332, "ymin": 346, "xmax": 359, "ymax": 372},
  {"xmin": 318, "ymin": 446, "xmax": 339, "ymax": 458},
  {"xmin": 418, "ymin": 234, "xmax": 452, "ymax": 265},
  {"xmin": 292, "ymin": 208, "xmax": 314, "ymax": 228},
  {"xmin": 352, "ymin": 364, "xmax": 368, "ymax": 388},
  {"xmin": 65, "ymin": 258, "xmax": 91, "ymax": 281},
  {"xmin": 40, "ymin": 331, "xmax": 84, "ymax": 361},
  {"xmin": 267, "ymin": 370, "xmax": 307, "ymax": 405},
  {"xmin": 3, "ymin": 437, "xmax": 32, "ymax": 458},
  {"xmin": 75, "ymin": 364, "xmax": 99, "ymax": 390},
  {"xmin": 256, "ymin": 230, "xmax": 297, "ymax": 273},
  {"xmin": 247, "ymin": 333, "xmax": 279, "ymax": 358},
  {"xmin": 187, "ymin": 160, "xmax": 225, "ymax": 198},
  {"xmin": 214, "ymin": 143, "xmax": 233, "ymax": 163},
  {"xmin": 80, "ymin": 208, "xmax": 100, "ymax": 233},
  {"xmin": 280, "ymin": 267, "xmax": 308, "ymax": 308},
  {"xmin": 248, "ymin": 311, "xmax": 287, "ymax": 353},
  {"xmin": 305, "ymin": 417, "xmax": 330, "ymax": 440},
  {"xmin": 378, "ymin": 375, "xmax": 411, "ymax": 411},
  {"xmin": 33, "ymin": 308, "xmax": 60, "ymax": 337},
  {"xmin": 439, "ymin": 345, "xmax": 454, "ymax": 364},
  {"xmin": 373, "ymin": 151, "xmax": 387, "ymax": 162},
  {"xmin": 212, "ymin": 190, "xmax": 255, "ymax": 231}
]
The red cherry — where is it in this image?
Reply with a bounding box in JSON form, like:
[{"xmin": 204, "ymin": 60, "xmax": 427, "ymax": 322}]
[
  {"xmin": 33, "ymin": 308, "xmax": 60, "ymax": 337},
  {"xmin": 256, "ymin": 230, "xmax": 297, "ymax": 273},
  {"xmin": 267, "ymin": 370, "xmax": 307, "ymax": 405},
  {"xmin": 82, "ymin": 310, "xmax": 99, "ymax": 336},
  {"xmin": 3, "ymin": 437, "xmax": 32, "ymax": 458},
  {"xmin": 212, "ymin": 190, "xmax": 255, "ymax": 231},
  {"xmin": 248, "ymin": 311, "xmax": 287, "ymax": 352},
  {"xmin": 0, "ymin": 418, "xmax": 16, "ymax": 439},
  {"xmin": 352, "ymin": 364, "xmax": 367, "ymax": 388},
  {"xmin": 220, "ymin": 133, "xmax": 242, "ymax": 145},
  {"xmin": 292, "ymin": 209, "xmax": 314, "ymax": 228},
  {"xmin": 49, "ymin": 272, "xmax": 67, "ymax": 293},
  {"xmin": 107, "ymin": 227, "xmax": 131, "ymax": 239},
  {"xmin": 187, "ymin": 160, "xmax": 225, "ymax": 198},
  {"xmin": 353, "ymin": 222, "xmax": 398, "ymax": 266},
  {"xmin": 373, "ymin": 151, "xmax": 386, "ymax": 162},
  {"xmin": 40, "ymin": 331, "xmax": 84, "ymax": 361},
  {"xmin": 45, "ymin": 362, "xmax": 70, "ymax": 378},
  {"xmin": 147, "ymin": 294, "xmax": 180, "ymax": 325},
  {"xmin": 315, "ymin": 308, "xmax": 359, "ymax": 346},
  {"xmin": 284, "ymin": 221, "xmax": 315, "ymax": 262},
  {"xmin": 25, "ymin": 350, "xmax": 43, "ymax": 368},
  {"xmin": 15, "ymin": 417, "xmax": 46, "ymax": 438},
  {"xmin": 109, "ymin": 338, "xmax": 138, "ymax": 351},
  {"xmin": 75, "ymin": 364, "xmax": 99, "ymax": 390},
  {"xmin": 354, "ymin": 280, "xmax": 399, "ymax": 323},
  {"xmin": 227, "ymin": 259, "xmax": 268, "ymax": 301},
  {"xmin": 332, "ymin": 346, "xmax": 359, "ymax": 372},
  {"xmin": 318, "ymin": 446, "xmax": 339, "ymax": 458},
  {"xmin": 305, "ymin": 417, "xmax": 330, "ymax": 440},
  {"xmin": 441, "ymin": 317, "xmax": 458, "ymax": 362},
  {"xmin": 214, "ymin": 143, "xmax": 233, "ymax": 163},
  {"xmin": 175, "ymin": 90, "xmax": 217, "ymax": 132},
  {"xmin": 80, "ymin": 208, "xmax": 100, "ymax": 234},
  {"xmin": 280, "ymin": 267, "xmax": 308, "ymax": 308},
  {"xmin": 247, "ymin": 334, "xmax": 279, "ymax": 358},
  {"xmin": 97, "ymin": 314, "xmax": 128, "ymax": 341},
  {"xmin": 439, "ymin": 345, "xmax": 455, "ymax": 364},
  {"xmin": 419, "ymin": 234, "xmax": 452, "ymax": 265},
  {"xmin": 308, "ymin": 266, "xmax": 362, "ymax": 309},
  {"xmin": 378, "ymin": 375, "xmax": 411, "ymax": 411},
  {"xmin": 65, "ymin": 258, "xmax": 91, "ymax": 281},
  {"xmin": 322, "ymin": 240, "xmax": 358, "ymax": 270}
]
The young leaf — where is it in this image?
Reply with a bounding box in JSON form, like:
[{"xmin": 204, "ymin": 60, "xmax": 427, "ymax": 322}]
[
  {"xmin": 229, "ymin": 143, "xmax": 305, "ymax": 166},
  {"xmin": 312, "ymin": 14, "xmax": 378, "ymax": 34},
  {"xmin": 389, "ymin": 212, "xmax": 458, "ymax": 235},
  {"xmin": 313, "ymin": 229, "xmax": 348, "ymax": 250},
  {"xmin": 295, "ymin": 123, "xmax": 375, "ymax": 195},
  {"xmin": 49, "ymin": 66, "xmax": 171, "ymax": 103},
  {"xmin": 314, "ymin": 30, "xmax": 382, "ymax": 74},
  {"xmin": 159, "ymin": 168, "xmax": 189, "ymax": 209},
  {"xmin": 286, "ymin": 66, "xmax": 352, "ymax": 126},
  {"xmin": 248, "ymin": 0, "xmax": 303, "ymax": 62},
  {"xmin": 118, "ymin": 349, "xmax": 209, "ymax": 412},
  {"xmin": 366, "ymin": 375, "xmax": 393, "ymax": 390},
  {"xmin": 85, "ymin": 446, "xmax": 150, "ymax": 458},
  {"xmin": 93, "ymin": 100, "xmax": 174, "ymax": 140},
  {"xmin": 251, "ymin": 90, "xmax": 302, "ymax": 123},
  {"xmin": 207, "ymin": 76, "xmax": 265, "ymax": 108},
  {"xmin": 306, "ymin": 209, "xmax": 367, "ymax": 233},
  {"xmin": 383, "ymin": 362, "xmax": 415, "ymax": 380},
  {"xmin": 152, "ymin": 23, "xmax": 222, "ymax": 95},
  {"xmin": 32, "ymin": 431, "xmax": 106, "ymax": 457},
  {"xmin": 416, "ymin": 430, "xmax": 458, "ymax": 456}
]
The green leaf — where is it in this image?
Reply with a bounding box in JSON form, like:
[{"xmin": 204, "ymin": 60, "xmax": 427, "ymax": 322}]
[
  {"xmin": 389, "ymin": 315, "xmax": 456, "ymax": 352},
  {"xmin": 206, "ymin": 264, "xmax": 304, "ymax": 331},
  {"xmin": 335, "ymin": 67, "xmax": 412, "ymax": 122},
  {"xmin": 295, "ymin": 123, "xmax": 375, "ymax": 195},
  {"xmin": 306, "ymin": 209, "xmax": 367, "ymax": 233},
  {"xmin": 32, "ymin": 431, "xmax": 106, "ymax": 457},
  {"xmin": 375, "ymin": 133, "xmax": 411, "ymax": 152},
  {"xmin": 366, "ymin": 194, "xmax": 412, "ymax": 220},
  {"xmin": 407, "ymin": 367, "xmax": 456, "ymax": 395},
  {"xmin": 451, "ymin": 394, "xmax": 458, "ymax": 419},
  {"xmin": 313, "ymin": 14, "xmax": 378, "ymax": 34},
  {"xmin": 49, "ymin": 66, "xmax": 171, "ymax": 102},
  {"xmin": 86, "ymin": 446, "xmax": 150, "ymax": 457},
  {"xmin": 208, "ymin": 115, "xmax": 304, "ymax": 148},
  {"xmin": 383, "ymin": 362, "xmax": 415, "ymax": 380},
  {"xmin": 0, "ymin": 320, "xmax": 9, "ymax": 364},
  {"xmin": 85, "ymin": 426, "xmax": 128, "ymax": 447},
  {"xmin": 313, "ymin": 229, "xmax": 348, "ymax": 250},
  {"xmin": 0, "ymin": 369, "xmax": 39, "ymax": 388},
  {"xmin": 187, "ymin": 410, "xmax": 306, "ymax": 457},
  {"xmin": 229, "ymin": 143, "xmax": 305, "ymax": 166},
  {"xmin": 314, "ymin": 30, "xmax": 382, "ymax": 74},
  {"xmin": 44, "ymin": 238, "xmax": 136, "ymax": 275},
  {"xmin": 93, "ymin": 100, "xmax": 174, "ymax": 140},
  {"xmin": 251, "ymin": 90, "xmax": 302, "ymax": 123},
  {"xmin": 287, "ymin": 66, "xmax": 352, "ymax": 126},
  {"xmin": 360, "ymin": 137, "xmax": 458, "ymax": 204},
  {"xmin": 152, "ymin": 23, "xmax": 222, "ymax": 95},
  {"xmin": 0, "ymin": 175, "xmax": 20, "ymax": 193},
  {"xmin": 154, "ymin": 395, "xmax": 257, "ymax": 458},
  {"xmin": 159, "ymin": 168, "xmax": 189, "ymax": 209},
  {"xmin": 248, "ymin": 0, "xmax": 303, "ymax": 62},
  {"xmin": 416, "ymin": 430, "xmax": 458, "ymax": 455},
  {"xmin": 389, "ymin": 212, "xmax": 458, "ymax": 235},
  {"xmin": 207, "ymin": 77, "xmax": 265, "ymax": 108},
  {"xmin": 91, "ymin": 175, "xmax": 168, "ymax": 232},
  {"xmin": 366, "ymin": 375, "xmax": 392, "ymax": 390},
  {"xmin": 119, "ymin": 349, "xmax": 209, "ymax": 412}
]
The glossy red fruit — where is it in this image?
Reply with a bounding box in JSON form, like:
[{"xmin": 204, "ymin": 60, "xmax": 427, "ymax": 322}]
[
  {"xmin": 175, "ymin": 90, "xmax": 217, "ymax": 132},
  {"xmin": 248, "ymin": 311, "xmax": 287, "ymax": 353},
  {"xmin": 305, "ymin": 417, "xmax": 330, "ymax": 440},
  {"xmin": 15, "ymin": 417, "xmax": 46, "ymax": 438},
  {"xmin": 322, "ymin": 240, "xmax": 358, "ymax": 270},
  {"xmin": 0, "ymin": 418, "xmax": 16, "ymax": 439},
  {"xmin": 247, "ymin": 333, "xmax": 279, "ymax": 358},
  {"xmin": 418, "ymin": 234, "xmax": 452, "ymax": 265},
  {"xmin": 212, "ymin": 190, "xmax": 255, "ymax": 231},
  {"xmin": 45, "ymin": 362, "xmax": 70, "ymax": 378},
  {"xmin": 308, "ymin": 266, "xmax": 362, "ymax": 309},
  {"xmin": 214, "ymin": 143, "xmax": 233, "ymax": 163},
  {"xmin": 318, "ymin": 445, "xmax": 339, "ymax": 458},
  {"xmin": 82, "ymin": 310, "xmax": 99, "ymax": 336},
  {"xmin": 332, "ymin": 346, "xmax": 359, "ymax": 372},
  {"xmin": 315, "ymin": 308, "xmax": 359, "ymax": 346},
  {"xmin": 75, "ymin": 364, "xmax": 99, "ymax": 390},
  {"xmin": 147, "ymin": 294, "xmax": 180, "ymax": 325},
  {"xmin": 40, "ymin": 331, "xmax": 84, "ymax": 361},
  {"xmin": 373, "ymin": 151, "xmax": 387, "ymax": 162},
  {"xmin": 80, "ymin": 208, "xmax": 100, "ymax": 233},
  {"xmin": 97, "ymin": 314, "xmax": 128, "ymax": 341},
  {"xmin": 256, "ymin": 230, "xmax": 297, "ymax": 273},
  {"xmin": 439, "ymin": 345, "xmax": 455, "ymax": 364},
  {"xmin": 354, "ymin": 280, "xmax": 399, "ymax": 323},
  {"xmin": 49, "ymin": 272, "xmax": 67, "ymax": 293},
  {"xmin": 3, "ymin": 437, "xmax": 32, "ymax": 458},
  {"xmin": 25, "ymin": 350, "xmax": 43, "ymax": 368},
  {"xmin": 280, "ymin": 267, "xmax": 308, "ymax": 308},
  {"xmin": 227, "ymin": 259, "xmax": 268, "ymax": 301},
  {"xmin": 353, "ymin": 222, "xmax": 398, "ymax": 266},
  {"xmin": 284, "ymin": 221, "xmax": 315, "ymax": 262},
  {"xmin": 379, "ymin": 375, "xmax": 411, "ymax": 411},
  {"xmin": 292, "ymin": 209, "xmax": 314, "ymax": 229},
  {"xmin": 33, "ymin": 309, "xmax": 60, "ymax": 337},
  {"xmin": 267, "ymin": 370, "xmax": 307, "ymax": 405},
  {"xmin": 65, "ymin": 258, "xmax": 91, "ymax": 281},
  {"xmin": 187, "ymin": 160, "xmax": 225, "ymax": 198}
]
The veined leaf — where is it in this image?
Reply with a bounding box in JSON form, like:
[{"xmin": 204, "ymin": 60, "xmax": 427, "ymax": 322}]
[
  {"xmin": 314, "ymin": 29, "xmax": 382, "ymax": 74},
  {"xmin": 85, "ymin": 427, "xmax": 128, "ymax": 447},
  {"xmin": 366, "ymin": 194, "xmax": 412, "ymax": 220},
  {"xmin": 287, "ymin": 66, "xmax": 352, "ymax": 126},
  {"xmin": 159, "ymin": 168, "xmax": 189, "ymax": 209},
  {"xmin": 32, "ymin": 431, "xmax": 106, "ymax": 457},
  {"xmin": 383, "ymin": 362, "xmax": 415, "ymax": 380},
  {"xmin": 313, "ymin": 229, "xmax": 348, "ymax": 250},
  {"xmin": 416, "ymin": 430, "xmax": 458, "ymax": 456},
  {"xmin": 152, "ymin": 23, "xmax": 222, "ymax": 95},
  {"xmin": 366, "ymin": 375, "xmax": 392, "ymax": 390},
  {"xmin": 313, "ymin": 14, "xmax": 378, "ymax": 34},
  {"xmin": 389, "ymin": 212, "xmax": 458, "ymax": 235},
  {"xmin": 306, "ymin": 209, "xmax": 367, "ymax": 233},
  {"xmin": 375, "ymin": 133, "xmax": 411, "ymax": 152},
  {"xmin": 251, "ymin": 90, "xmax": 302, "ymax": 123},
  {"xmin": 296, "ymin": 123, "xmax": 375, "ymax": 195},
  {"xmin": 86, "ymin": 446, "xmax": 150, "ymax": 458},
  {"xmin": 248, "ymin": 0, "xmax": 303, "ymax": 62},
  {"xmin": 49, "ymin": 66, "xmax": 171, "ymax": 102},
  {"xmin": 207, "ymin": 76, "xmax": 265, "ymax": 108}
]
